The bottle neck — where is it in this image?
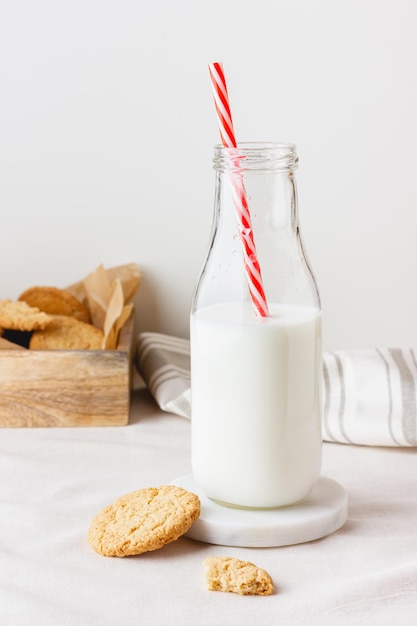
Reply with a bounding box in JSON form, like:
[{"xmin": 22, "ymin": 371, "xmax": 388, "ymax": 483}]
[
  {"xmin": 214, "ymin": 142, "xmax": 299, "ymax": 236},
  {"xmin": 191, "ymin": 141, "xmax": 320, "ymax": 313}
]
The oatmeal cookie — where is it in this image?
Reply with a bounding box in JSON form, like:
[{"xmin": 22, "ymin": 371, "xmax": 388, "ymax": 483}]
[
  {"xmin": 18, "ymin": 286, "xmax": 90, "ymax": 323},
  {"xmin": 29, "ymin": 315, "xmax": 103, "ymax": 350},
  {"xmin": 88, "ymin": 486, "xmax": 201, "ymax": 557}
]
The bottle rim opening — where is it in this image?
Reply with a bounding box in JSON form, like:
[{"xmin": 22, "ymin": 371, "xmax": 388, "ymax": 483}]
[{"xmin": 213, "ymin": 141, "xmax": 298, "ymax": 173}]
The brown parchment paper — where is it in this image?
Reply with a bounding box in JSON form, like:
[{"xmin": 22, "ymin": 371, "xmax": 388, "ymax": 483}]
[{"xmin": 66, "ymin": 263, "xmax": 141, "ymax": 349}]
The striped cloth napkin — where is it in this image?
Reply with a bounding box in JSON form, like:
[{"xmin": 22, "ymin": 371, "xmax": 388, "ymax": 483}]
[{"xmin": 135, "ymin": 332, "xmax": 417, "ymax": 447}]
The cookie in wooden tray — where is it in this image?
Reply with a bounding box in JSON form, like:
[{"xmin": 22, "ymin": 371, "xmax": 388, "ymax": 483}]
[
  {"xmin": 29, "ymin": 315, "xmax": 103, "ymax": 350},
  {"xmin": 88, "ymin": 486, "xmax": 201, "ymax": 557},
  {"xmin": 18, "ymin": 286, "xmax": 90, "ymax": 323},
  {"xmin": 0, "ymin": 300, "xmax": 53, "ymax": 331}
]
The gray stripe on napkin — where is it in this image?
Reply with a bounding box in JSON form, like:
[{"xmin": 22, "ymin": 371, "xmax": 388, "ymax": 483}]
[
  {"xmin": 334, "ymin": 353, "xmax": 353, "ymax": 444},
  {"xmin": 376, "ymin": 348, "xmax": 400, "ymax": 446},
  {"xmin": 389, "ymin": 348, "xmax": 417, "ymax": 445}
]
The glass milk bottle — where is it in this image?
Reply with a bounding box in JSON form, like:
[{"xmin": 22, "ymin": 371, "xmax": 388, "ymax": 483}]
[{"xmin": 190, "ymin": 142, "xmax": 322, "ymax": 509}]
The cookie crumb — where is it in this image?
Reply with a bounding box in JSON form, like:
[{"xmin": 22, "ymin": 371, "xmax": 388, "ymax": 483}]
[{"xmin": 204, "ymin": 556, "xmax": 274, "ymax": 596}]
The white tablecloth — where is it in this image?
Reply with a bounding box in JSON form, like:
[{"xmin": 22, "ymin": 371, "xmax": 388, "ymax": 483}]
[{"xmin": 1, "ymin": 387, "xmax": 416, "ymax": 625}]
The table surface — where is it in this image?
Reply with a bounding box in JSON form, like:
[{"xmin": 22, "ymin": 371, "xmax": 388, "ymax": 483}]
[{"xmin": 1, "ymin": 387, "xmax": 416, "ymax": 626}]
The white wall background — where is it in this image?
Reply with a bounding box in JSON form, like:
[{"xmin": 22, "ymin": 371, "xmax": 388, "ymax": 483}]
[{"xmin": 1, "ymin": 0, "xmax": 416, "ymax": 351}]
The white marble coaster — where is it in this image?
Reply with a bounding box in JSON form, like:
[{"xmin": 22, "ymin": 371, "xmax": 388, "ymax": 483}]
[{"xmin": 171, "ymin": 474, "xmax": 348, "ymax": 548}]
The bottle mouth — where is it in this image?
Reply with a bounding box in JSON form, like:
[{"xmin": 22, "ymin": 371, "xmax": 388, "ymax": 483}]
[{"xmin": 213, "ymin": 141, "xmax": 298, "ymax": 173}]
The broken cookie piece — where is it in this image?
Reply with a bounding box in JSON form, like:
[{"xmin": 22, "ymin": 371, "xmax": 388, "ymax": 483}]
[
  {"xmin": 0, "ymin": 299, "xmax": 53, "ymax": 331},
  {"xmin": 204, "ymin": 556, "xmax": 274, "ymax": 596}
]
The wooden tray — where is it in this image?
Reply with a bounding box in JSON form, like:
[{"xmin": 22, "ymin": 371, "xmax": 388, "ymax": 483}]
[{"xmin": 0, "ymin": 313, "xmax": 134, "ymax": 427}]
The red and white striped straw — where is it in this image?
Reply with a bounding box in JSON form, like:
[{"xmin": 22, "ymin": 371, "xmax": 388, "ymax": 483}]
[{"xmin": 208, "ymin": 61, "xmax": 269, "ymax": 318}]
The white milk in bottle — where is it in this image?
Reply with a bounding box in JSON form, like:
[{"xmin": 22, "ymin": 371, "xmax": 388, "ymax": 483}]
[{"xmin": 191, "ymin": 302, "xmax": 322, "ymax": 508}]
